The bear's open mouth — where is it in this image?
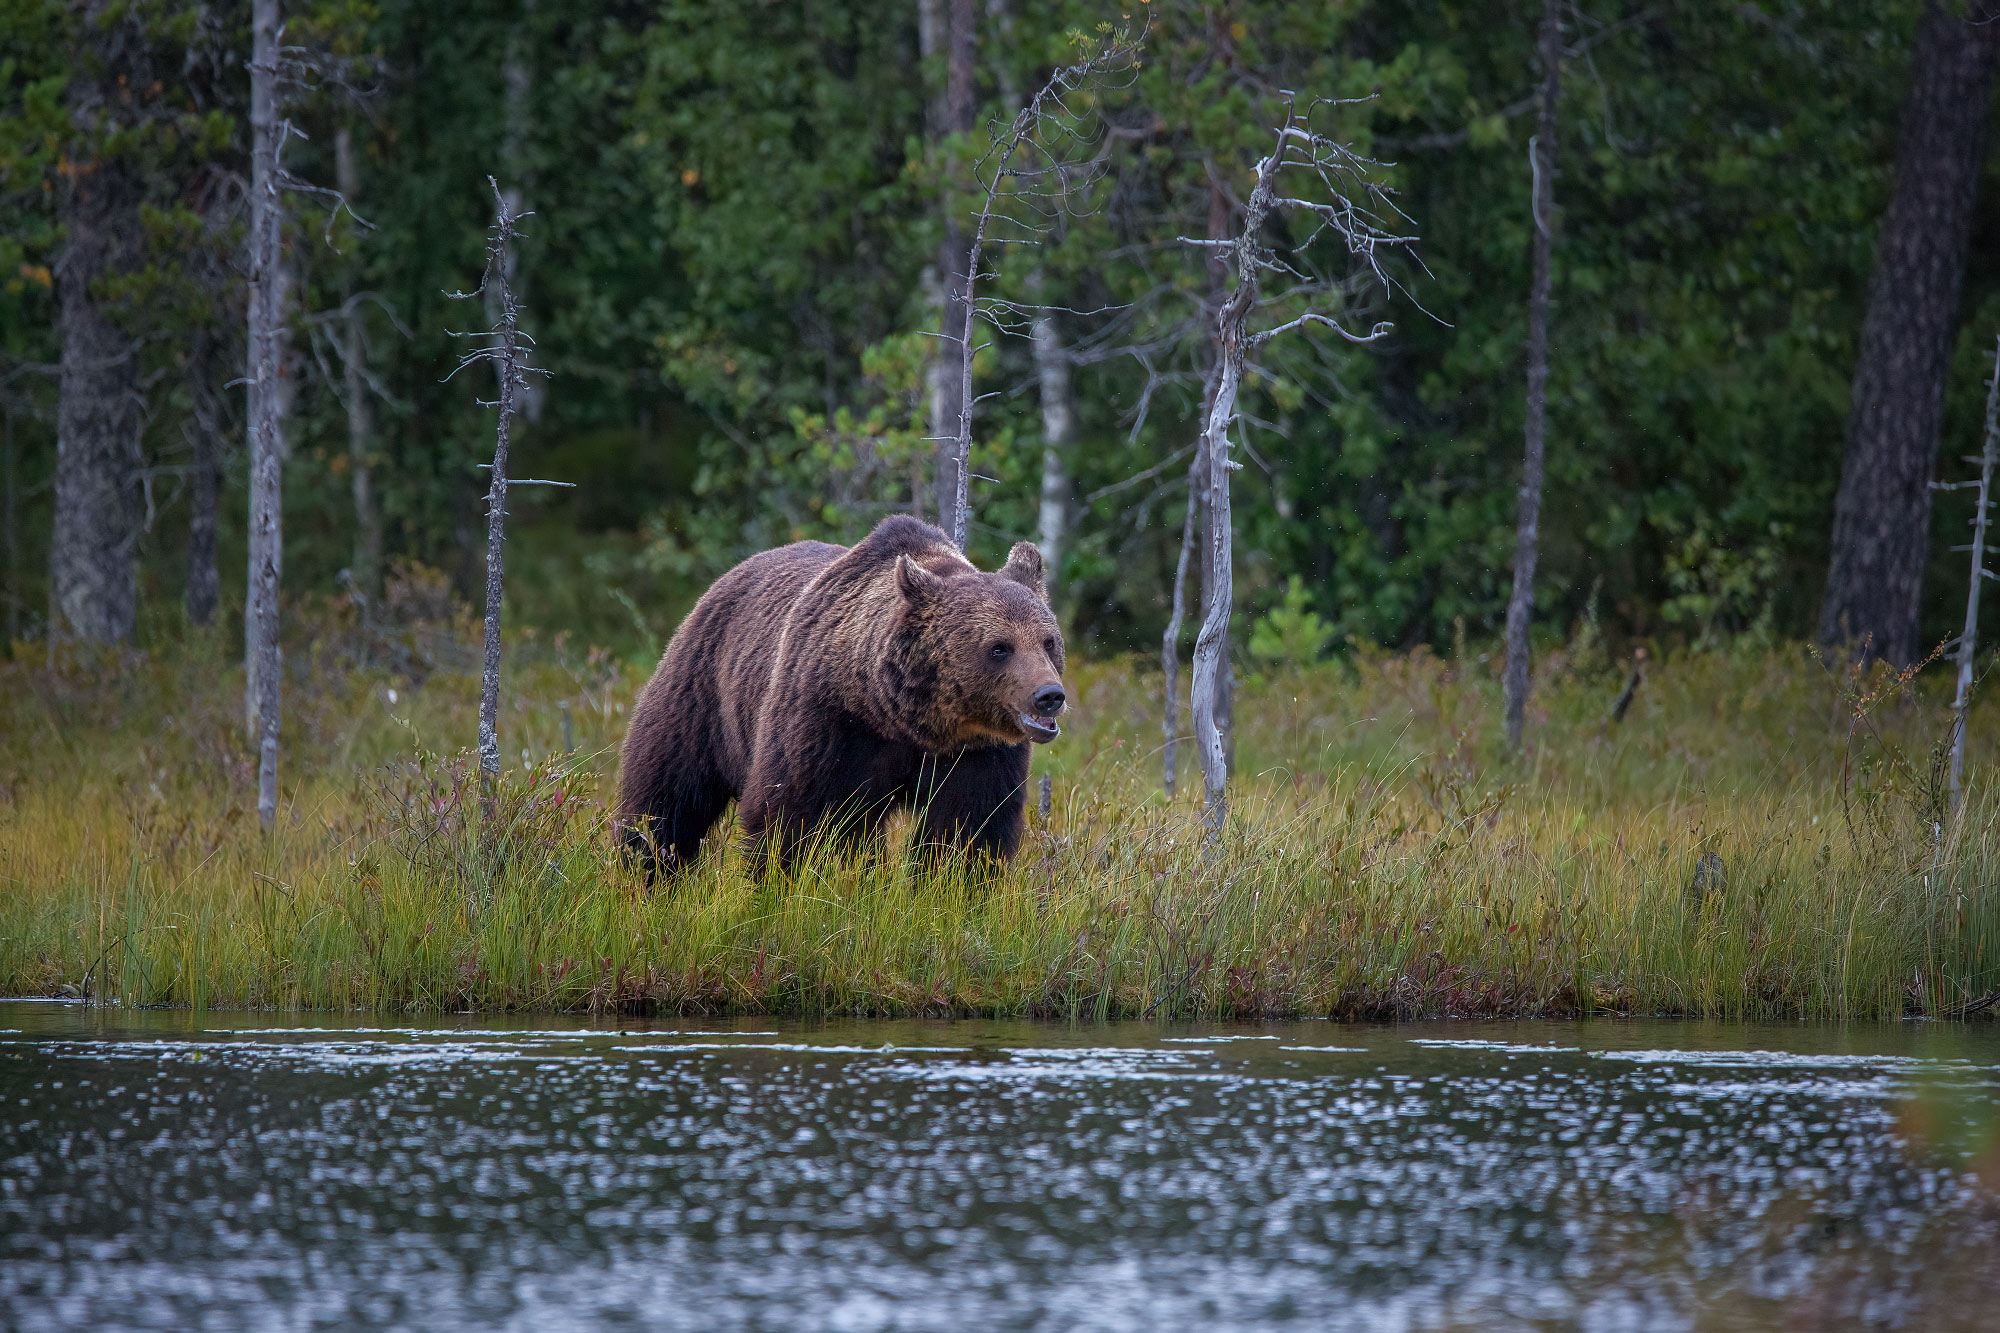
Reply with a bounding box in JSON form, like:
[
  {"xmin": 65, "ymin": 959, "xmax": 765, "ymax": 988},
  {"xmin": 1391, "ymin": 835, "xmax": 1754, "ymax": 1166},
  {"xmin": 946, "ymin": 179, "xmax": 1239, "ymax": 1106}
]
[{"xmin": 1018, "ymin": 712, "xmax": 1061, "ymax": 743}]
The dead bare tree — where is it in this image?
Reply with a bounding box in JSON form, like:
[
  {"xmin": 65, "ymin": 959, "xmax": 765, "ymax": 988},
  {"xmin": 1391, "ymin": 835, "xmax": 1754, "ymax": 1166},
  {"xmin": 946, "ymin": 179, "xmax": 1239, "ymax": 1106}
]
[
  {"xmin": 1181, "ymin": 100, "xmax": 1407, "ymax": 837},
  {"xmin": 245, "ymin": 0, "xmax": 286, "ymax": 830},
  {"xmin": 940, "ymin": 24, "xmax": 1145, "ymax": 551},
  {"xmin": 1502, "ymin": 0, "xmax": 1564, "ymax": 752},
  {"xmin": 1164, "ymin": 192, "xmax": 1233, "ymax": 798},
  {"xmin": 1943, "ymin": 335, "xmax": 2000, "ymax": 812},
  {"xmin": 449, "ymin": 179, "xmax": 560, "ymax": 836},
  {"xmin": 241, "ymin": 7, "xmax": 371, "ymax": 827}
]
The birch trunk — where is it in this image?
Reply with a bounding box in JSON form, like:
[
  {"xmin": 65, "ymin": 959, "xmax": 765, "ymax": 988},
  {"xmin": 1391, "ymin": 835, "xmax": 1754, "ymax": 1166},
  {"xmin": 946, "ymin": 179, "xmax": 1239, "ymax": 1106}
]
[
  {"xmin": 1502, "ymin": 0, "xmax": 1562, "ymax": 752},
  {"xmin": 246, "ymin": 0, "xmax": 285, "ymax": 830},
  {"xmin": 335, "ymin": 128, "xmax": 382, "ymax": 605},
  {"xmin": 1031, "ymin": 305, "xmax": 1074, "ymax": 584}
]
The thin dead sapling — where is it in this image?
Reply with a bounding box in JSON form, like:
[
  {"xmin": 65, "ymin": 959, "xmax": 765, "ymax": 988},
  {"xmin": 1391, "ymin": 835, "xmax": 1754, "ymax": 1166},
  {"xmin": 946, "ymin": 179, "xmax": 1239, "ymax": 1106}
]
[
  {"xmin": 447, "ymin": 178, "xmax": 563, "ymax": 835},
  {"xmin": 1939, "ymin": 334, "xmax": 2000, "ymax": 812}
]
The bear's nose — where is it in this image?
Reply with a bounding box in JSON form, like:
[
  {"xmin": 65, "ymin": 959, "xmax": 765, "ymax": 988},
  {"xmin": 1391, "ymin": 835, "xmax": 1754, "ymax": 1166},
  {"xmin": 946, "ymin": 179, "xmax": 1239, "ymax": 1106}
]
[{"xmin": 1032, "ymin": 684, "xmax": 1066, "ymax": 717}]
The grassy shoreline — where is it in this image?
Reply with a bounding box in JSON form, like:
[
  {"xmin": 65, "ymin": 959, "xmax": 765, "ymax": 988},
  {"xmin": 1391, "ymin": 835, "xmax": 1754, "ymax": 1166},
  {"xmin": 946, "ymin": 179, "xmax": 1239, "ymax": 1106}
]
[{"xmin": 4, "ymin": 611, "xmax": 1998, "ymax": 1020}]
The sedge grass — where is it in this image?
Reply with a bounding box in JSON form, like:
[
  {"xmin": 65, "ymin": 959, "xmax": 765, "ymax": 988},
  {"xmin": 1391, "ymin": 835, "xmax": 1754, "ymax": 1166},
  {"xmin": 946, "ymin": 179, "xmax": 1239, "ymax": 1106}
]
[{"xmin": 3, "ymin": 608, "xmax": 1997, "ymax": 1020}]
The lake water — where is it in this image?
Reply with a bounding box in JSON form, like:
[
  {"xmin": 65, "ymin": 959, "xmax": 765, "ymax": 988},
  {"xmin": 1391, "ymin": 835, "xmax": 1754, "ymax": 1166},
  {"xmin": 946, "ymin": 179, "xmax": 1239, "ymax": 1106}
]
[{"xmin": 2, "ymin": 1005, "xmax": 1996, "ymax": 1331}]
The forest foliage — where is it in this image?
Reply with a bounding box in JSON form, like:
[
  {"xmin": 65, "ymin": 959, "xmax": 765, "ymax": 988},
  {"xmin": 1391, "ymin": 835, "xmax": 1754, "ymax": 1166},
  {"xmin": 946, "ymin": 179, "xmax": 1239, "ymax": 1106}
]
[{"xmin": 1, "ymin": 0, "xmax": 1994, "ymax": 662}]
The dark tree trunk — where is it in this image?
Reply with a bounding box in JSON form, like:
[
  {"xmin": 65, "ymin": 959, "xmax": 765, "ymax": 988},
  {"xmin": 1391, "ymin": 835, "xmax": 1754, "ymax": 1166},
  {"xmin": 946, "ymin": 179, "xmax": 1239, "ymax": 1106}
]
[
  {"xmin": 1819, "ymin": 2, "xmax": 2000, "ymax": 666},
  {"xmin": 185, "ymin": 328, "xmax": 222, "ymax": 628},
  {"xmin": 50, "ymin": 91, "xmax": 144, "ymax": 645},
  {"xmin": 335, "ymin": 127, "xmax": 383, "ymax": 604},
  {"xmin": 929, "ymin": 0, "xmax": 976, "ymax": 524}
]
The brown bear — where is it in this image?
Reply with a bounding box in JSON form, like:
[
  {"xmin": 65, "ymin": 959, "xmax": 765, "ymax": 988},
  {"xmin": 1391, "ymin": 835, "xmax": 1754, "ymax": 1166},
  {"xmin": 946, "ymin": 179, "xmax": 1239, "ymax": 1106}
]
[{"xmin": 615, "ymin": 515, "xmax": 1067, "ymax": 876}]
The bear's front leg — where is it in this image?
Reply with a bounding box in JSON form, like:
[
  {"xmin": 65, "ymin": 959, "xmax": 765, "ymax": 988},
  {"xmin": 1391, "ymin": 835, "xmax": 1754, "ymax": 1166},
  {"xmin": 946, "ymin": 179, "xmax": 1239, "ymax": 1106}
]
[
  {"xmin": 740, "ymin": 720, "xmax": 908, "ymax": 874},
  {"xmin": 912, "ymin": 742, "xmax": 1031, "ymax": 862}
]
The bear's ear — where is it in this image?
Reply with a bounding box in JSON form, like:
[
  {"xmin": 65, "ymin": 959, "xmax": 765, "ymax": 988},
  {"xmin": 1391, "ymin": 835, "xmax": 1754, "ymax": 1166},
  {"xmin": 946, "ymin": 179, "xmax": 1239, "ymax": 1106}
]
[
  {"xmin": 896, "ymin": 553, "xmax": 945, "ymax": 605},
  {"xmin": 999, "ymin": 542, "xmax": 1046, "ymax": 598}
]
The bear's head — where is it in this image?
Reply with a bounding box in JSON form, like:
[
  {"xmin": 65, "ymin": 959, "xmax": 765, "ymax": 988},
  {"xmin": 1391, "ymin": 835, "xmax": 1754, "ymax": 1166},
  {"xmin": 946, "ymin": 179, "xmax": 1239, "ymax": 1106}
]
[{"xmin": 894, "ymin": 542, "xmax": 1068, "ymax": 749}]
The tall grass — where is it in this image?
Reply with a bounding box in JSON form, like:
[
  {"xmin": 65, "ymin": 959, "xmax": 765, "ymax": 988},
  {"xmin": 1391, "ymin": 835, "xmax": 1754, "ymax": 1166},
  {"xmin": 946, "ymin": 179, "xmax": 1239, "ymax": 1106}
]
[{"xmin": 3, "ymin": 599, "xmax": 1997, "ymax": 1019}]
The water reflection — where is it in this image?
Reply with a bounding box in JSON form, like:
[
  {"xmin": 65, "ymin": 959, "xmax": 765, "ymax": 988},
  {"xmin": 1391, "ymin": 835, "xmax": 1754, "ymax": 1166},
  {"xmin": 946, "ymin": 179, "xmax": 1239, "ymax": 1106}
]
[{"xmin": 2, "ymin": 1006, "xmax": 1995, "ymax": 1330}]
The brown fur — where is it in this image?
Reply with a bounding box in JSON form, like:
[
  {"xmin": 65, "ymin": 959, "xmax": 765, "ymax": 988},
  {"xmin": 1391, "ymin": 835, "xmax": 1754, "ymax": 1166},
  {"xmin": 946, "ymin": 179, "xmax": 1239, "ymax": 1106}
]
[{"xmin": 616, "ymin": 515, "xmax": 1066, "ymax": 876}]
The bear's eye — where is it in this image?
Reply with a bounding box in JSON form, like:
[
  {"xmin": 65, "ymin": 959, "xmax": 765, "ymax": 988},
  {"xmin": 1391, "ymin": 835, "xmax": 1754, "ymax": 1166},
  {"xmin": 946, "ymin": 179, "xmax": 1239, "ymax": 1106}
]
[
  {"xmin": 1043, "ymin": 637, "xmax": 1056, "ymax": 658},
  {"xmin": 988, "ymin": 642, "xmax": 1014, "ymax": 661}
]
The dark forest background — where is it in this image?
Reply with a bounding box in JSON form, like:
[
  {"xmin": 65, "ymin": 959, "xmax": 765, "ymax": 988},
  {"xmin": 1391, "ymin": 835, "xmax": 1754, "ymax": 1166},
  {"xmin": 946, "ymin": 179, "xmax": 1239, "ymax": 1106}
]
[{"xmin": 4, "ymin": 0, "xmax": 1998, "ymax": 666}]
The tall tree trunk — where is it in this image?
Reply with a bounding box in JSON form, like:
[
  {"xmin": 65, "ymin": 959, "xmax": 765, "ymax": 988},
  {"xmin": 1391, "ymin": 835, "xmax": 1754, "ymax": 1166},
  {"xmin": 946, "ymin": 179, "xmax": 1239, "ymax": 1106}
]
[
  {"xmin": 1819, "ymin": 1, "xmax": 2000, "ymax": 667},
  {"xmin": 1503, "ymin": 0, "xmax": 1562, "ymax": 751},
  {"xmin": 928, "ymin": 0, "xmax": 976, "ymax": 527},
  {"xmin": 185, "ymin": 328, "xmax": 222, "ymax": 628},
  {"xmin": 246, "ymin": 0, "xmax": 285, "ymax": 830},
  {"xmin": 51, "ymin": 57, "xmax": 144, "ymax": 646},
  {"xmin": 335, "ymin": 127, "xmax": 382, "ymax": 605}
]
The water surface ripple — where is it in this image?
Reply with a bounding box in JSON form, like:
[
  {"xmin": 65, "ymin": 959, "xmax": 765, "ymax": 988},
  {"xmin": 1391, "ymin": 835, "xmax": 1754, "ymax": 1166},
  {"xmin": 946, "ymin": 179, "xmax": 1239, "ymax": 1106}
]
[{"xmin": 3, "ymin": 1007, "xmax": 1996, "ymax": 1330}]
